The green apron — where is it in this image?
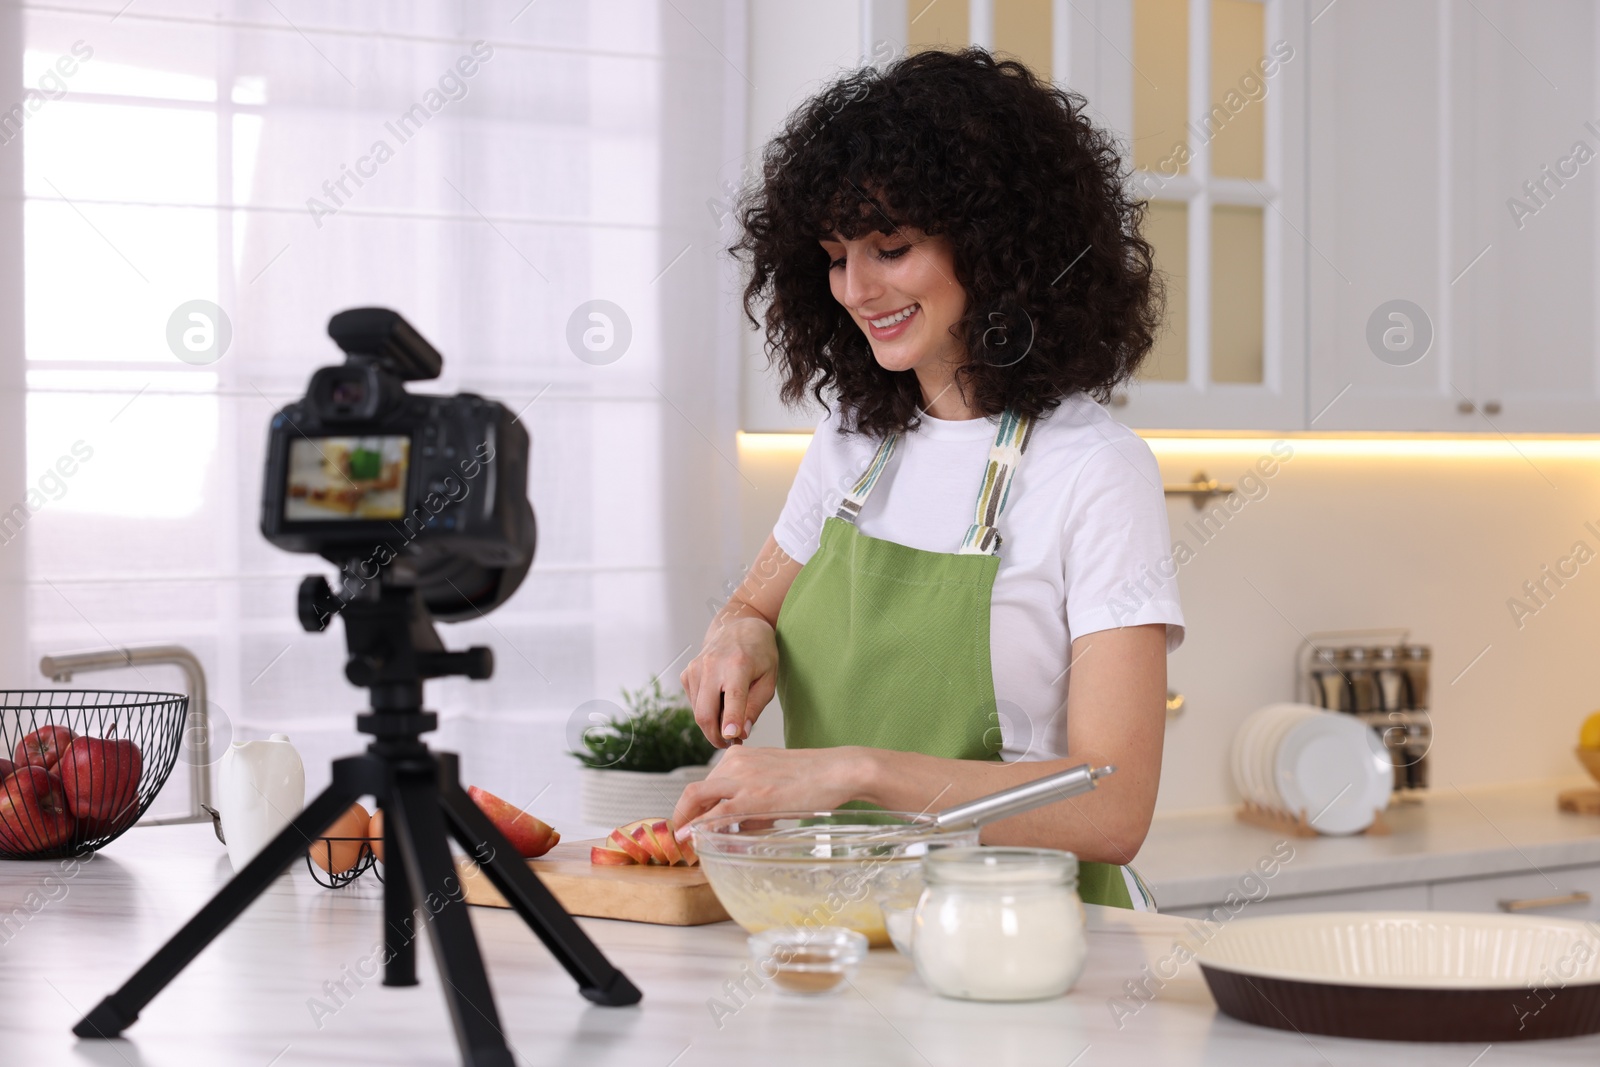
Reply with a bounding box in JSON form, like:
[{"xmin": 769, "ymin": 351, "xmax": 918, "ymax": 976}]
[{"xmin": 775, "ymin": 410, "xmax": 1137, "ymax": 909}]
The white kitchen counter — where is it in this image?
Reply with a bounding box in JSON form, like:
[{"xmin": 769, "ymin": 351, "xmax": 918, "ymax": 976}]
[
  {"xmin": 1139, "ymin": 777, "xmax": 1600, "ymax": 911},
  {"xmin": 3, "ymin": 823, "xmax": 1599, "ymax": 1065}
]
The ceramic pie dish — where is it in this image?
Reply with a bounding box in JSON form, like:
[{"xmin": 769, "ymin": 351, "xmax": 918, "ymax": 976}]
[{"xmin": 1197, "ymin": 912, "xmax": 1600, "ymax": 1042}]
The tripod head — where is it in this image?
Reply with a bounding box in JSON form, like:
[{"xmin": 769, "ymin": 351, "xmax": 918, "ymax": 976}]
[{"xmin": 298, "ymin": 571, "xmax": 493, "ymax": 738}]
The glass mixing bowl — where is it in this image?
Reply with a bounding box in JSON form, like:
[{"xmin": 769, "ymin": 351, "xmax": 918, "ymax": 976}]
[{"xmin": 691, "ymin": 811, "xmax": 980, "ymax": 947}]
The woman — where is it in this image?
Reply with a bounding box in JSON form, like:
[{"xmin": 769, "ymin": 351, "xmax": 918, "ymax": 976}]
[{"xmin": 676, "ymin": 48, "xmax": 1185, "ymax": 909}]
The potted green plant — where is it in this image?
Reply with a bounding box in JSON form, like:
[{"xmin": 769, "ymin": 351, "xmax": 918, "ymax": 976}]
[{"xmin": 571, "ymin": 678, "xmax": 717, "ymax": 827}]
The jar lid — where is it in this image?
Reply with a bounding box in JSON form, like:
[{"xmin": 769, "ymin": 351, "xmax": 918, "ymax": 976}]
[{"xmin": 923, "ymin": 846, "xmax": 1077, "ymax": 887}]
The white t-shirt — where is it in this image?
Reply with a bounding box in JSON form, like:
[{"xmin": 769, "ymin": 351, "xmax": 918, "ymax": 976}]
[{"xmin": 773, "ymin": 393, "xmax": 1185, "ymax": 762}]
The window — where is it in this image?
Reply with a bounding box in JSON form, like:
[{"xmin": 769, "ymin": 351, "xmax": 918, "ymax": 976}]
[{"xmin": 10, "ymin": 1, "xmax": 741, "ymax": 830}]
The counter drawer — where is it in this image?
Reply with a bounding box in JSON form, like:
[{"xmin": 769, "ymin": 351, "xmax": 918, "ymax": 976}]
[
  {"xmin": 1429, "ymin": 865, "xmax": 1600, "ymax": 919},
  {"xmin": 1164, "ymin": 882, "xmax": 1429, "ymax": 921}
]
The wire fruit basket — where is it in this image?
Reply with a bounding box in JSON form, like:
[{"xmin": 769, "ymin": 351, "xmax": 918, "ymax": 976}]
[{"xmin": 0, "ymin": 690, "xmax": 189, "ymax": 860}]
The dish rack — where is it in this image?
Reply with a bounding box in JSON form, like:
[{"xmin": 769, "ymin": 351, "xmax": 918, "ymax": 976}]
[
  {"xmin": 1235, "ymin": 801, "xmax": 1391, "ymax": 838},
  {"xmin": 1231, "ymin": 702, "xmax": 1395, "ymax": 837}
]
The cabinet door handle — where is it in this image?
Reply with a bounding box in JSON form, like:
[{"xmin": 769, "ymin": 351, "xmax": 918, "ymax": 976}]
[
  {"xmin": 1498, "ymin": 891, "xmax": 1591, "ymax": 912},
  {"xmin": 1483, "ymin": 400, "xmax": 1502, "ymax": 415},
  {"xmin": 1457, "ymin": 400, "xmax": 1477, "ymax": 414}
]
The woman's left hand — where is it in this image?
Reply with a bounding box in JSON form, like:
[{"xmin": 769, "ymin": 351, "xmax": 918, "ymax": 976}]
[{"xmin": 674, "ymin": 745, "xmax": 869, "ymax": 827}]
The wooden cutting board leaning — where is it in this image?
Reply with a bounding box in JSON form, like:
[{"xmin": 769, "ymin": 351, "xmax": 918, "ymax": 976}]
[{"xmin": 455, "ymin": 839, "xmax": 730, "ymax": 926}]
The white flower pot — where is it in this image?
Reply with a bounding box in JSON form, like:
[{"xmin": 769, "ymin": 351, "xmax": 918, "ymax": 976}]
[{"xmin": 580, "ymin": 764, "xmax": 711, "ymax": 828}]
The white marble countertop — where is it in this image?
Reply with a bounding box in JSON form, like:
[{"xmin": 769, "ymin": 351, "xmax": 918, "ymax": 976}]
[
  {"xmin": 4, "ymin": 822, "xmax": 1599, "ymax": 1065},
  {"xmin": 1139, "ymin": 777, "xmax": 1600, "ymax": 910}
]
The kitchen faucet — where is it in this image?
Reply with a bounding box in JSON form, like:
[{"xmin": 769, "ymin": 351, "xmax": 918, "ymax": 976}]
[{"xmin": 37, "ymin": 644, "xmax": 213, "ymax": 825}]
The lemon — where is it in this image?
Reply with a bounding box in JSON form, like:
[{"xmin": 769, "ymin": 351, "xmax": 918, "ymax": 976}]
[{"xmin": 1580, "ymin": 711, "xmax": 1600, "ymax": 750}]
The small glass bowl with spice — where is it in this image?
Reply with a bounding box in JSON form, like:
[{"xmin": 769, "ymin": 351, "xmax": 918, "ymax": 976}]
[{"xmin": 748, "ymin": 926, "xmax": 869, "ymax": 996}]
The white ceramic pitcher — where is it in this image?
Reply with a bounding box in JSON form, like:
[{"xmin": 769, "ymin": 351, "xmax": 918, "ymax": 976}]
[{"xmin": 217, "ymin": 733, "xmax": 305, "ymax": 872}]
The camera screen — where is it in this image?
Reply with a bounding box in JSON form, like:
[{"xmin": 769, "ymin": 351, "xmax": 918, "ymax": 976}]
[{"xmin": 284, "ymin": 436, "xmax": 409, "ymax": 521}]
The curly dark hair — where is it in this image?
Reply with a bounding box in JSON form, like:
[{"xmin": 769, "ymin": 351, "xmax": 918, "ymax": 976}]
[{"xmin": 731, "ymin": 47, "xmax": 1163, "ymax": 437}]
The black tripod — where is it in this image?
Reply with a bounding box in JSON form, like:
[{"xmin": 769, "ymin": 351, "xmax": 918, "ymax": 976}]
[{"xmin": 73, "ymin": 579, "xmax": 641, "ymax": 1067}]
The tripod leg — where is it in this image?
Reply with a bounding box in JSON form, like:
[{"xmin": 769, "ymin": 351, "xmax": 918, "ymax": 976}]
[
  {"xmin": 438, "ymin": 777, "xmax": 641, "ymax": 1006},
  {"xmin": 388, "ymin": 775, "xmax": 514, "ymax": 1067},
  {"xmin": 380, "ymin": 804, "xmax": 417, "ymax": 987},
  {"xmin": 74, "ymin": 784, "xmax": 358, "ymax": 1039}
]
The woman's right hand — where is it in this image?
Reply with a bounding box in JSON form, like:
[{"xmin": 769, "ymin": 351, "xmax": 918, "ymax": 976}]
[
  {"xmin": 682, "ymin": 615, "xmax": 779, "ymax": 748},
  {"xmin": 682, "ymin": 535, "xmax": 803, "ymax": 749}
]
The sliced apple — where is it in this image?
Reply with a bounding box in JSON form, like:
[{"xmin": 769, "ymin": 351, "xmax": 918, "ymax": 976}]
[
  {"xmin": 646, "ymin": 819, "xmax": 684, "ymax": 865},
  {"xmin": 630, "ymin": 824, "xmax": 669, "ymax": 865},
  {"xmin": 466, "ymin": 785, "xmax": 560, "ymax": 858},
  {"xmin": 589, "ymin": 844, "xmax": 635, "ymax": 866},
  {"xmin": 607, "ymin": 826, "xmax": 654, "ymax": 864},
  {"xmin": 677, "ymin": 830, "xmax": 699, "ymax": 867},
  {"xmin": 588, "ymin": 817, "xmax": 699, "ymax": 867}
]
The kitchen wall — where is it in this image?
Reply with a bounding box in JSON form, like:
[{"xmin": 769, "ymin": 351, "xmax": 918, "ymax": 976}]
[{"xmin": 736, "ymin": 431, "xmax": 1600, "ymax": 814}]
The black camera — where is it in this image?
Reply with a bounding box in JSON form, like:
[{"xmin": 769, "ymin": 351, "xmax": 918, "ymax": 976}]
[{"xmin": 260, "ymin": 308, "xmax": 536, "ymax": 622}]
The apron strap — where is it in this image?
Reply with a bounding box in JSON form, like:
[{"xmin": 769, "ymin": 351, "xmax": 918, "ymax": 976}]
[
  {"xmin": 834, "ymin": 433, "xmax": 898, "ymax": 523},
  {"xmin": 959, "ymin": 409, "xmax": 1035, "ymax": 556}
]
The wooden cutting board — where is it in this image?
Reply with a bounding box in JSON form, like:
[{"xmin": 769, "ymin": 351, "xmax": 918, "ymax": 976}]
[{"xmin": 455, "ymin": 839, "xmax": 730, "ymax": 926}]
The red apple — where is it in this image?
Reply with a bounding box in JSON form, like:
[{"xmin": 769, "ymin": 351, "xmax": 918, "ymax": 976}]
[
  {"xmin": 589, "ymin": 844, "xmax": 635, "ymax": 866},
  {"xmin": 80, "ymin": 804, "xmax": 139, "ymax": 840},
  {"xmin": 466, "ymin": 785, "xmax": 560, "ymax": 858},
  {"xmin": 677, "ymin": 831, "xmax": 699, "ymax": 867},
  {"xmin": 58, "ymin": 732, "xmax": 143, "ymax": 822},
  {"xmin": 0, "ymin": 757, "xmax": 13, "ymax": 780},
  {"xmin": 15, "ymin": 725, "xmax": 76, "ymax": 770},
  {"xmin": 0, "ymin": 767, "xmax": 75, "ymax": 853}
]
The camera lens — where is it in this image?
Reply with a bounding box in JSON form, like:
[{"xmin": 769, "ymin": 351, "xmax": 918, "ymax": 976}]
[{"xmin": 331, "ymin": 380, "xmax": 367, "ymax": 407}]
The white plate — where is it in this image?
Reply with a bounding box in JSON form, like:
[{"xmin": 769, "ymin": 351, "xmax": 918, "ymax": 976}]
[
  {"xmin": 1250, "ymin": 704, "xmax": 1318, "ymax": 809},
  {"xmin": 1273, "ymin": 712, "xmax": 1391, "ymax": 835},
  {"xmin": 1232, "ymin": 705, "xmax": 1295, "ymax": 806}
]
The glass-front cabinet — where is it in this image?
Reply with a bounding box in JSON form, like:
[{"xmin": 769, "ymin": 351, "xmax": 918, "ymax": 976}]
[
  {"xmin": 885, "ymin": 0, "xmax": 1310, "ymax": 430},
  {"xmin": 858, "ymin": 0, "xmax": 1597, "ymax": 432}
]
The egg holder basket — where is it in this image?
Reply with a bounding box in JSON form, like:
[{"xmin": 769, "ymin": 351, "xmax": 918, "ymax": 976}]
[
  {"xmin": 305, "ymin": 836, "xmax": 385, "ymax": 889},
  {"xmin": 0, "ymin": 690, "xmax": 189, "ymax": 860}
]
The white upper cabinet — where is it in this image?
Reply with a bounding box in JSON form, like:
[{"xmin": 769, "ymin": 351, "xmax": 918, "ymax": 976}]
[
  {"xmin": 1454, "ymin": 0, "xmax": 1600, "ymax": 432},
  {"xmin": 1308, "ymin": 0, "xmax": 1600, "ymax": 432}
]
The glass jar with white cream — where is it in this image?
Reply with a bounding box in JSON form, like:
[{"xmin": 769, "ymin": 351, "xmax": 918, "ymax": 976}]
[{"xmin": 911, "ymin": 847, "xmax": 1087, "ymax": 1001}]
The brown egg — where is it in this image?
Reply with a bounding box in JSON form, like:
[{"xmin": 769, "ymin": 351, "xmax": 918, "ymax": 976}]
[
  {"xmin": 368, "ymin": 808, "xmax": 384, "ymax": 864},
  {"xmin": 310, "ymin": 803, "xmax": 370, "ymax": 874}
]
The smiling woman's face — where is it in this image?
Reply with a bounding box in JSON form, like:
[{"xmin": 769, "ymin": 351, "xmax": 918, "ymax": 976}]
[{"xmin": 820, "ymin": 227, "xmax": 966, "ymax": 376}]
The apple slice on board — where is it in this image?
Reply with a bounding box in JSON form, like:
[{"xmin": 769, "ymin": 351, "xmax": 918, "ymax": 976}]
[
  {"xmin": 588, "ymin": 818, "xmax": 699, "ymax": 867},
  {"xmin": 465, "ymin": 785, "xmax": 560, "ymax": 858},
  {"xmin": 646, "ymin": 820, "xmax": 685, "ymax": 865},
  {"xmin": 607, "ymin": 825, "xmax": 654, "ymax": 864},
  {"xmin": 629, "ymin": 824, "xmax": 667, "ymax": 865}
]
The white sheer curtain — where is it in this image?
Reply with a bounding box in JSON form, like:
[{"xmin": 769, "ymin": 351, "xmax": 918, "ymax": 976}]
[{"xmin": 10, "ymin": 0, "xmax": 745, "ymax": 833}]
